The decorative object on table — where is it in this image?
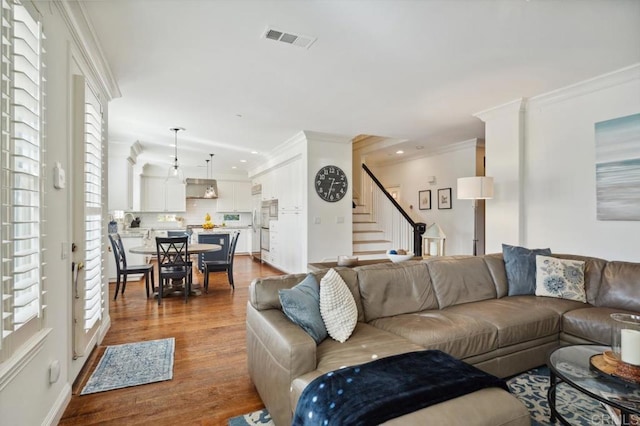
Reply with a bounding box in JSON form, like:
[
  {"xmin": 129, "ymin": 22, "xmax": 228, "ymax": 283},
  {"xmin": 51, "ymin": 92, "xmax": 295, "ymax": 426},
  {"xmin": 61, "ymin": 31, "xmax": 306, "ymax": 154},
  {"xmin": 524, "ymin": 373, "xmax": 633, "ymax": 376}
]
[
  {"xmin": 611, "ymin": 313, "xmax": 640, "ymax": 366},
  {"xmin": 422, "ymin": 223, "xmax": 446, "ymax": 257},
  {"xmin": 227, "ymin": 366, "xmax": 606, "ymax": 426},
  {"xmin": 386, "ymin": 249, "xmax": 414, "ymax": 263},
  {"xmin": 437, "ymin": 187, "xmax": 452, "ymax": 209},
  {"xmin": 202, "ymin": 212, "xmax": 214, "ymax": 230},
  {"xmin": 337, "ymin": 255, "xmax": 358, "ymax": 267},
  {"xmin": 130, "ymin": 216, "xmax": 141, "ymax": 228},
  {"xmin": 80, "ymin": 338, "xmax": 174, "ymax": 395},
  {"xmin": 108, "ymin": 233, "xmax": 154, "ymax": 300},
  {"xmin": 589, "ymin": 350, "xmax": 640, "ymax": 385},
  {"xmin": 167, "ymin": 127, "xmax": 186, "ymax": 183},
  {"xmin": 418, "ymin": 190, "xmax": 431, "ymax": 210},
  {"xmin": 456, "ymin": 176, "xmax": 494, "ymax": 255},
  {"xmin": 108, "ymin": 216, "xmax": 118, "ymax": 233},
  {"xmin": 314, "ymin": 165, "xmax": 348, "ymax": 202},
  {"xmin": 595, "ymin": 113, "xmax": 640, "ymax": 221}
]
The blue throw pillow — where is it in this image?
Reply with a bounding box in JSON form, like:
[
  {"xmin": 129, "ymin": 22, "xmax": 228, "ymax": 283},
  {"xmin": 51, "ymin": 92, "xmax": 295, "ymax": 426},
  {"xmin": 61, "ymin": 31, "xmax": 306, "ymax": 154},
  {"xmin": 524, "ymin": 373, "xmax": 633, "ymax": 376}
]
[
  {"xmin": 279, "ymin": 274, "xmax": 328, "ymax": 344},
  {"xmin": 503, "ymin": 244, "xmax": 552, "ymax": 296}
]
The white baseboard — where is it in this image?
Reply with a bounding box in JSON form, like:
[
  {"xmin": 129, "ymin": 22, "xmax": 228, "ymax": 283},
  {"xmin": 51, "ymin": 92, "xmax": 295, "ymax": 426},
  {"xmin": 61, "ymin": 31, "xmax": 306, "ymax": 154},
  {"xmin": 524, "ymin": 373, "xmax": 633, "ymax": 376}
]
[{"xmin": 42, "ymin": 382, "xmax": 71, "ymax": 426}]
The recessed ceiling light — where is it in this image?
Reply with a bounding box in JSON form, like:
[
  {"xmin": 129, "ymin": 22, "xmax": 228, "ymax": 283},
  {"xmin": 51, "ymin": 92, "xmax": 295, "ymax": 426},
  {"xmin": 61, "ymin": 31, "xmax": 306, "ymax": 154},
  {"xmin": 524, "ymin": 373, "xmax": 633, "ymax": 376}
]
[
  {"xmin": 236, "ymin": 114, "xmax": 242, "ymax": 118},
  {"xmin": 396, "ymin": 150, "xmax": 404, "ymax": 154},
  {"xmin": 251, "ymin": 151, "xmax": 258, "ymax": 154},
  {"xmin": 240, "ymin": 159, "xmax": 247, "ymax": 163},
  {"xmin": 231, "ymin": 166, "xmax": 237, "ymax": 169},
  {"xmin": 415, "ymin": 145, "xmax": 424, "ymax": 150}
]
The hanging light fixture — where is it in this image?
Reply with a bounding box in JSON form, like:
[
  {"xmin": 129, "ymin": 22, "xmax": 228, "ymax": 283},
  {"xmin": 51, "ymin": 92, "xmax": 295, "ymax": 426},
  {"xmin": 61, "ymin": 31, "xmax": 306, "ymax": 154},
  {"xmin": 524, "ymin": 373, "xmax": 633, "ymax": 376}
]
[
  {"xmin": 167, "ymin": 127, "xmax": 186, "ymax": 182},
  {"xmin": 204, "ymin": 153, "xmax": 218, "ymax": 198}
]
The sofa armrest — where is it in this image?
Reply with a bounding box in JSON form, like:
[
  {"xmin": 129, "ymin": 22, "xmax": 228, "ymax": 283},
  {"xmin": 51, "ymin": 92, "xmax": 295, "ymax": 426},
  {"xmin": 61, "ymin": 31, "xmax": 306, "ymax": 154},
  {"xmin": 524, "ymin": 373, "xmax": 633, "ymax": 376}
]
[{"xmin": 246, "ymin": 302, "xmax": 316, "ymax": 426}]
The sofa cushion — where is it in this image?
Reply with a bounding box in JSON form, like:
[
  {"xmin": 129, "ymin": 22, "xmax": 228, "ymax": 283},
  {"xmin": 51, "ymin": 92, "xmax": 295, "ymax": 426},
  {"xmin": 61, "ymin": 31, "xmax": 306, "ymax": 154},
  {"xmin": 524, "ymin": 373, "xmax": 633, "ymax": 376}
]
[
  {"xmin": 502, "ymin": 244, "xmax": 551, "ymax": 296},
  {"xmin": 562, "ymin": 307, "xmax": 639, "ymax": 344},
  {"xmin": 535, "ymin": 255, "xmax": 587, "ymax": 303},
  {"xmin": 444, "ymin": 298, "xmax": 560, "ymax": 348},
  {"xmin": 278, "ymin": 274, "xmax": 327, "ymax": 344},
  {"xmin": 320, "ymin": 269, "xmax": 358, "ymax": 343},
  {"xmin": 484, "ymin": 253, "xmax": 509, "ymax": 298},
  {"xmin": 250, "ymin": 267, "xmax": 365, "ymax": 322},
  {"xmin": 315, "ymin": 323, "xmax": 424, "ymax": 373},
  {"xmin": 369, "ymin": 311, "xmax": 498, "ymax": 359},
  {"xmin": 356, "ymin": 262, "xmax": 438, "ymax": 322},
  {"xmin": 504, "ymin": 295, "xmax": 590, "ymax": 316},
  {"xmin": 596, "ymin": 261, "xmax": 640, "ymax": 312},
  {"xmin": 425, "ymin": 256, "xmax": 497, "ymax": 309}
]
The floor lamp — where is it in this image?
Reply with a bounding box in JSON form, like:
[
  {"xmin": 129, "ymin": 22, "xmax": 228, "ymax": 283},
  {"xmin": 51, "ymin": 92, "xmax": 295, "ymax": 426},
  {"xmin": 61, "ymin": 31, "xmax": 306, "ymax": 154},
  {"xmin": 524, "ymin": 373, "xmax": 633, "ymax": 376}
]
[{"xmin": 457, "ymin": 176, "xmax": 494, "ymax": 256}]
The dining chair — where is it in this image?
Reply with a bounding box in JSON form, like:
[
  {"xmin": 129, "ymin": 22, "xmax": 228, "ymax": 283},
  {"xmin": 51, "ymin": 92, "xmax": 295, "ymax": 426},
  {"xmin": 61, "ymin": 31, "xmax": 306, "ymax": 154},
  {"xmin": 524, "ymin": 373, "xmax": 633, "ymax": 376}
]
[
  {"xmin": 155, "ymin": 236, "xmax": 192, "ymax": 305},
  {"xmin": 108, "ymin": 233, "xmax": 154, "ymax": 300},
  {"xmin": 203, "ymin": 231, "xmax": 240, "ymax": 292}
]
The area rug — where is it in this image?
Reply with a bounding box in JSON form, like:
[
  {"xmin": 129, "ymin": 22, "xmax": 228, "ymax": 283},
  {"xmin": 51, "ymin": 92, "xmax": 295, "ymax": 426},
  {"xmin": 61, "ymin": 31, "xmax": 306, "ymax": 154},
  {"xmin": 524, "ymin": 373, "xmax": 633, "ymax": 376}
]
[
  {"xmin": 80, "ymin": 337, "xmax": 175, "ymax": 395},
  {"xmin": 227, "ymin": 366, "xmax": 609, "ymax": 426}
]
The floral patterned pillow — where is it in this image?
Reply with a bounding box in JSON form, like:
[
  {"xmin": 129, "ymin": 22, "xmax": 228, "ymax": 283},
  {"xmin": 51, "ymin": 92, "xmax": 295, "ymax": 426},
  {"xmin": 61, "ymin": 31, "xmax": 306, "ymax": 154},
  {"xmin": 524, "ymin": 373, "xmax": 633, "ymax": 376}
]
[{"xmin": 535, "ymin": 255, "xmax": 586, "ymax": 302}]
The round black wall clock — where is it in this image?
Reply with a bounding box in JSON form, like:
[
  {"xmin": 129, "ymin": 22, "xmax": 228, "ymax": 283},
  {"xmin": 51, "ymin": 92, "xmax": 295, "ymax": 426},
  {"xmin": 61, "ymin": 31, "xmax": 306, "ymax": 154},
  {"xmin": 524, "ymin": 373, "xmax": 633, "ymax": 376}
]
[{"xmin": 314, "ymin": 165, "xmax": 348, "ymax": 202}]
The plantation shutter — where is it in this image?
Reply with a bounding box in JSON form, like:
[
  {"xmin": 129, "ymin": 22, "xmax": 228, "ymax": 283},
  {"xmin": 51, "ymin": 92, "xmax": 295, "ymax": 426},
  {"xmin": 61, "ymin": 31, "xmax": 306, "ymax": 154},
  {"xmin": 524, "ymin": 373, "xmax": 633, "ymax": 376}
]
[
  {"xmin": 1, "ymin": 0, "xmax": 46, "ymax": 359},
  {"xmin": 82, "ymin": 85, "xmax": 104, "ymax": 331}
]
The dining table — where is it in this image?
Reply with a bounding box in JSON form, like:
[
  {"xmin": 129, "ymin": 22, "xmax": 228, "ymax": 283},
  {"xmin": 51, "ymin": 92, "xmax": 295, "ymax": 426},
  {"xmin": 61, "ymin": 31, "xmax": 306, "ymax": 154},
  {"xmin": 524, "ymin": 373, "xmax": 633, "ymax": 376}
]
[{"xmin": 129, "ymin": 243, "xmax": 222, "ymax": 297}]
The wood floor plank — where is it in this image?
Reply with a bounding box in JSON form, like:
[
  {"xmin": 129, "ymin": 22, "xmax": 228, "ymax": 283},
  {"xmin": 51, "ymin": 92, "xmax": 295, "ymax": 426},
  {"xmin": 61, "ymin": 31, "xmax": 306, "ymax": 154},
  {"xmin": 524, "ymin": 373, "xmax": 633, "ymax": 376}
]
[{"xmin": 59, "ymin": 256, "xmax": 282, "ymax": 426}]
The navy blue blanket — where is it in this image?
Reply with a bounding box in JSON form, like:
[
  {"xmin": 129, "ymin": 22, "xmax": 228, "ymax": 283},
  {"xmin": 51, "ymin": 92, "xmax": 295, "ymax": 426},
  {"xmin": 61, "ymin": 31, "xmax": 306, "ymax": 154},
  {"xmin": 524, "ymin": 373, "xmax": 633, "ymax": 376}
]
[{"xmin": 292, "ymin": 350, "xmax": 508, "ymax": 426}]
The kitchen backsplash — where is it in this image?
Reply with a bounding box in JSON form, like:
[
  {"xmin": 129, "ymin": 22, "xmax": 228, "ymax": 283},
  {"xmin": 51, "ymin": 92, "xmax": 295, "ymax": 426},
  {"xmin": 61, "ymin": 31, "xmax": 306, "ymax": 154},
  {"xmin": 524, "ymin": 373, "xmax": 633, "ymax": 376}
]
[{"xmin": 122, "ymin": 198, "xmax": 252, "ymax": 229}]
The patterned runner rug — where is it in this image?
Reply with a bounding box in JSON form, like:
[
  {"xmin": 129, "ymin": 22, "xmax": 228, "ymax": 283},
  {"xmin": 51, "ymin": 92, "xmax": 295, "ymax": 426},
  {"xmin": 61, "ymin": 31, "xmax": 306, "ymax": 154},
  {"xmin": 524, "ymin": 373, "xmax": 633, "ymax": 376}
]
[
  {"xmin": 80, "ymin": 337, "xmax": 175, "ymax": 395},
  {"xmin": 228, "ymin": 366, "xmax": 611, "ymax": 426}
]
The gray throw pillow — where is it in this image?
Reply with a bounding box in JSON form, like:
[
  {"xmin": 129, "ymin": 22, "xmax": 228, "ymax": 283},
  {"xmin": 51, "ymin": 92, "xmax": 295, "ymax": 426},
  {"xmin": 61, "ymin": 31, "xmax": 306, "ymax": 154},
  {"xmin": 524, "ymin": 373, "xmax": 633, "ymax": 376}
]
[
  {"xmin": 278, "ymin": 274, "xmax": 327, "ymax": 344},
  {"xmin": 503, "ymin": 244, "xmax": 552, "ymax": 296}
]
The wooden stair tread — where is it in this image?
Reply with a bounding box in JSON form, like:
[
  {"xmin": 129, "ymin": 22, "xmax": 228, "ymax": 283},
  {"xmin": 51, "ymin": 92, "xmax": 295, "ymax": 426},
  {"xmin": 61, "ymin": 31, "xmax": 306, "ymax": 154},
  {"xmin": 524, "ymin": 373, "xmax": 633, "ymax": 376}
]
[
  {"xmin": 353, "ymin": 230, "xmax": 383, "ymax": 233},
  {"xmin": 353, "ymin": 249, "xmax": 388, "ymax": 255},
  {"xmin": 353, "ymin": 239, "xmax": 390, "ymax": 244}
]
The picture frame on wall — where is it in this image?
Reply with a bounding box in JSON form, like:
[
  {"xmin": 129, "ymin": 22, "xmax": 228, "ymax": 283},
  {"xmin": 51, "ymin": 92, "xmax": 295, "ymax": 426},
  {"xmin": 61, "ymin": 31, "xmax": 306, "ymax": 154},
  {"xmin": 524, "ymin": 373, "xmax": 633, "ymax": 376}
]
[
  {"xmin": 418, "ymin": 190, "xmax": 431, "ymax": 210},
  {"xmin": 438, "ymin": 188, "xmax": 452, "ymax": 209}
]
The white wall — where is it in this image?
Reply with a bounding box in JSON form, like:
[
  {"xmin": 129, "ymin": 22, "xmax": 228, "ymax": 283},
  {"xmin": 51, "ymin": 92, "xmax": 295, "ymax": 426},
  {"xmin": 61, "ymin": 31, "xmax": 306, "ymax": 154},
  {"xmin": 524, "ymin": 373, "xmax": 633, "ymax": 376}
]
[
  {"xmin": 523, "ymin": 66, "xmax": 640, "ymax": 261},
  {"xmin": 480, "ymin": 65, "xmax": 640, "ymax": 261},
  {"xmin": 0, "ymin": 4, "xmax": 106, "ymax": 425},
  {"xmin": 306, "ymin": 133, "xmax": 353, "ymax": 262},
  {"xmin": 370, "ymin": 141, "xmax": 477, "ymax": 255}
]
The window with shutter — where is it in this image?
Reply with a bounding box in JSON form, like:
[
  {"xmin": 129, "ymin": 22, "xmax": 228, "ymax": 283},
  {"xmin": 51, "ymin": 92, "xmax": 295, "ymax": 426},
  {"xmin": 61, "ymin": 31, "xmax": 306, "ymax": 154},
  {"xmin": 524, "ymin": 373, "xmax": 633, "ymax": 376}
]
[{"xmin": 1, "ymin": 0, "xmax": 46, "ymax": 362}]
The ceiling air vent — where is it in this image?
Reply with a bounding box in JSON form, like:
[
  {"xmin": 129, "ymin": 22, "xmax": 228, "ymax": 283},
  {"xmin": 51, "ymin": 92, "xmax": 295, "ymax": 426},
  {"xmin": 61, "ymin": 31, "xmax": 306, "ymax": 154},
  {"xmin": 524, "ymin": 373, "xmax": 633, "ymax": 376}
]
[{"xmin": 262, "ymin": 26, "xmax": 316, "ymax": 49}]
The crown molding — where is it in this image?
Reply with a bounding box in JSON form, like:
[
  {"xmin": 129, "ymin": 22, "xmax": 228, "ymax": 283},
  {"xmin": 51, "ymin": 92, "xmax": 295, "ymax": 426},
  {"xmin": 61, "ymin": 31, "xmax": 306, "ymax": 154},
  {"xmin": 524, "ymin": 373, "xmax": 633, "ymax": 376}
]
[
  {"xmin": 303, "ymin": 130, "xmax": 353, "ymax": 144},
  {"xmin": 55, "ymin": 0, "xmax": 121, "ymax": 100},
  {"xmin": 473, "ymin": 98, "xmax": 526, "ymax": 123},
  {"xmin": 528, "ymin": 63, "xmax": 640, "ymax": 109}
]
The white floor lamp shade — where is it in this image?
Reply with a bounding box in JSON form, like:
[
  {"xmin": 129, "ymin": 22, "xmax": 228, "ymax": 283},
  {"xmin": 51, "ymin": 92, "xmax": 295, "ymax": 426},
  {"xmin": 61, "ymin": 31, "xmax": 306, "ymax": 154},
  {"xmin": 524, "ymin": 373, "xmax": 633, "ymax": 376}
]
[{"xmin": 457, "ymin": 176, "xmax": 494, "ymax": 199}]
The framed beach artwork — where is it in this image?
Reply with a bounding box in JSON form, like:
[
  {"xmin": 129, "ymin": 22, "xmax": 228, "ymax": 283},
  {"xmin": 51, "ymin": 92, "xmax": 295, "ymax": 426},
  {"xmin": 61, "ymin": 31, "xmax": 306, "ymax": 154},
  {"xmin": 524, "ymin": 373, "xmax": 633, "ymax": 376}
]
[
  {"xmin": 438, "ymin": 188, "xmax": 452, "ymax": 209},
  {"xmin": 595, "ymin": 113, "xmax": 640, "ymax": 221},
  {"xmin": 418, "ymin": 190, "xmax": 431, "ymax": 210}
]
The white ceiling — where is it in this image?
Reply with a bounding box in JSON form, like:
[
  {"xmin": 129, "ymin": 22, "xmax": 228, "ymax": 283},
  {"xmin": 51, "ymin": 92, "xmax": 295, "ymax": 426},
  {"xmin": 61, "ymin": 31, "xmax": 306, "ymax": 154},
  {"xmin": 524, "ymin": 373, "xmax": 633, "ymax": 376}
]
[{"xmin": 81, "ymin": 0, "xmax": 640, "ymax": 177}]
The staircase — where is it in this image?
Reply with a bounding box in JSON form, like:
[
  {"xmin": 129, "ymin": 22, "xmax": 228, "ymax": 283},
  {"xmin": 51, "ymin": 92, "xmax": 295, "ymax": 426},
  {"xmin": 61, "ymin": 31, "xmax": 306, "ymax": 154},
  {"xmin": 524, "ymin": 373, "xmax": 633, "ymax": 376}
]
[{"xmin": 352, "ymin": 202, "xmax": 391, "ymax": 260}]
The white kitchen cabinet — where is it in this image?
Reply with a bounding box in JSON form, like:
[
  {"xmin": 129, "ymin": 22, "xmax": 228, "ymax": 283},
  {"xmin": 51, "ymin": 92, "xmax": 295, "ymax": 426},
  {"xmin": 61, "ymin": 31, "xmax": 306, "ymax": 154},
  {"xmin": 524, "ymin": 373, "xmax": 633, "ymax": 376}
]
[
  {"xmin": 108, "ymin": 157, "xmax": 134, "ymax": 211},
  {"xmin": 278, "ymin": 158, "xmax": 302, "ymax": 213},
  {"xmin": 278, "ymin": 211, "xmax": 303, "ymax": 273},
  {"xmin": 216, "ymin": 181, "xmax": 251, "ymax": 212},
  {"xmin": 234, "ymin": 229, "xmax": 250, "ymax": 254},
  {"xmin": 141, "ymin": 176, "xmax": 186, "ymax": 212},
  {"xmin": 165, "ymin": 181, "xmax": 186, "ymax": 211}
]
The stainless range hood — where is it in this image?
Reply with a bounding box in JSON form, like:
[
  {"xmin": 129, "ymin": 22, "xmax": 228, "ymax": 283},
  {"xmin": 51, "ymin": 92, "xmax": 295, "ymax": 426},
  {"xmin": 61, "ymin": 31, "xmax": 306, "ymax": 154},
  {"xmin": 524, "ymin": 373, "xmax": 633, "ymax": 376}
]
[{"xmin": 185, "ymin": 178, "xmax": 218, "ymax": 199}]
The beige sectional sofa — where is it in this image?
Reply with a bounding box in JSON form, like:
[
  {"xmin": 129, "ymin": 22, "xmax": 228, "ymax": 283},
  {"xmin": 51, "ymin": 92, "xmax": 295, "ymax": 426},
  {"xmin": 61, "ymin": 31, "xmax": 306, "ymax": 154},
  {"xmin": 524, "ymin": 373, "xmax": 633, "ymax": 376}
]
[{"xmin": 246, "ymin": 253, "xmax": 639, "ymax": 425}]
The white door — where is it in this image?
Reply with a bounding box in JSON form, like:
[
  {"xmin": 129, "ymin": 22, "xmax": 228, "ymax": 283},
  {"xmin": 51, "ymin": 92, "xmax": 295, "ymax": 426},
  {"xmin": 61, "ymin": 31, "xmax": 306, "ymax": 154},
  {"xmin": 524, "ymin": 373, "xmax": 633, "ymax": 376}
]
[{"xmin": 70, "ymin": 74, "xmax": 107, "ymax": 376}]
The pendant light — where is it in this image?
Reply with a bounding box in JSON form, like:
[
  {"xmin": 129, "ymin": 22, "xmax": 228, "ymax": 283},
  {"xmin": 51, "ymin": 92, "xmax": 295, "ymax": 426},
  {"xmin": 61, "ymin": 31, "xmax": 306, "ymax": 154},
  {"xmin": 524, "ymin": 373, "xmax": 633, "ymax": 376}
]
[
  {"xmin": 167, "ymin": 127, "xmax": 186, "ymax": 182},
  {"xmin": 204, "ymin": 153, "xmax": 218, "ymax": 198}
]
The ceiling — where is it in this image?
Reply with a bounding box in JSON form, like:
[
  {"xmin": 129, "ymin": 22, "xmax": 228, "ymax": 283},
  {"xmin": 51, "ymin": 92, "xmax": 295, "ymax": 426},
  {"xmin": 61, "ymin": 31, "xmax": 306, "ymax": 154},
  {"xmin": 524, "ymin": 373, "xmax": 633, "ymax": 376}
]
[{"xmin": 81, "ymin": 0, "xmax": 640, "ymax": 177}]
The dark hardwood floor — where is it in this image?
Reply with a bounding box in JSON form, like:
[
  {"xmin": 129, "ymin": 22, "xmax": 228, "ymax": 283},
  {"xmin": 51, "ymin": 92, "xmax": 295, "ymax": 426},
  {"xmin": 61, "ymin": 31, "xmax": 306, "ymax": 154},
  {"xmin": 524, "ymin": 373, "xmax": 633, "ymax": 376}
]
[{"xmin": 60, "ymin": 255, "xmax": 283, "ymax": 426}]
